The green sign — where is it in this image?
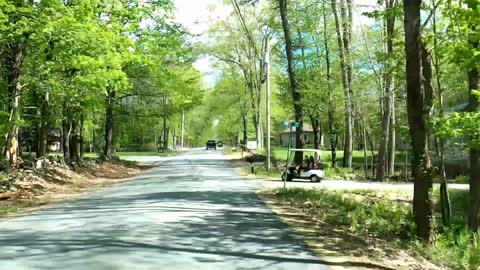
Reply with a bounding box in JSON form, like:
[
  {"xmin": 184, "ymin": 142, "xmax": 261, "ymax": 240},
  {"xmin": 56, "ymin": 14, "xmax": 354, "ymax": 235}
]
[{"xmin": 293, "ymin": 122, "xmax": 300, "ymax": 128}]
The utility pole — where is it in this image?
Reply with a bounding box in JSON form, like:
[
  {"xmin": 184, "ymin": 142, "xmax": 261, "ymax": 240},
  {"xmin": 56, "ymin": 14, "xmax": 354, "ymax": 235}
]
[
  {"xmin": 181, "ymin": 110, "xmax": 185, "ymax": 149},
  {"xmin": 265, "ymin": 38, "xmax": 271, "ymax": 172}
]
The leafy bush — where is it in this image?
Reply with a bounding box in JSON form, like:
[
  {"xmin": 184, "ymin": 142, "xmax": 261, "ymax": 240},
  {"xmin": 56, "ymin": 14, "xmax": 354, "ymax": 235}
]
[
  {"xmin": 454, "ymin": 175, "xmax": 470, "ymax": 184},
  {"xmin": 138, "ymin": 143, "xmax": 157, "ymax": 152}
]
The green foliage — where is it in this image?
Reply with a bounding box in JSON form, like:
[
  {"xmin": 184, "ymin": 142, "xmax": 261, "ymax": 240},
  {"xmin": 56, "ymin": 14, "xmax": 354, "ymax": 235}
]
[
  {"xmin": 0, "ymin": 0, "xmax": 203, "ymax": 161},
  {"xmin": 276, "ymin": 187, "xmax": 479, "ymax": 269},
  {"xmin": 274, "ymin": 188, "xmax": 415, "ymax": 239},
  {"xmin": 454, "ymin": 175, "xmax": 470, "ymax": 184},
  {"xmin": 433, "ymin": 91, "xmax": 480, "ymax": 149}
]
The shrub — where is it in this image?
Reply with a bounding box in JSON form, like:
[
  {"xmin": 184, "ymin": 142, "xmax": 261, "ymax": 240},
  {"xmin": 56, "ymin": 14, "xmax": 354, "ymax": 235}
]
[
  {"xmin": 138, "ymin": 143, "xmax": 157, "ymax": 152},
  {"xmin": 454, "ymin": 175, "xmax": 469, "ymax": 184}
]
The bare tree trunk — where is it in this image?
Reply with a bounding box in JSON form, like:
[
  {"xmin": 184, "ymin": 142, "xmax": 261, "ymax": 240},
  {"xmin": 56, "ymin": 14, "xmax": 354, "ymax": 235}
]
[
  {"xmin": 279, "ymin": 0, "xmax": 304, "ymax": 163},
  {"xmin": 323, "ymin": 1, "xmax": 337, "ymax": 168},
  {"xmin": 3, "ymin": 44, "xmax": 24, "ymax": 171},
  {"xmin": 70, "ymin": 120, "xmax": 80, "ymax": 163},
  {"xmin": 388, "ymin": 96, "xmax": 396, "ymax": 175},
  {"xmin": 404, "ymin": 0, "xmax": 434, "ymax": 242},
  {"xmin": 377, "ymin": 0, "xmax": 396, "ymax": 181},
  {"xmin": 467, "ymin": 45, "xmax": 480, "ymax": 232},
  {"xmin": 242, "ymin": 114, "xmax": 248, "ymax": 145},
  {"xmin": 162, "ymin": 116, "xmax": 168, "ymax": 151},
  {"xmin": 37, "ymin": 92, "xmax": 49, "ymax": 158},
  {"xmin": 80, "ymin": 114, "xmax": 84, "ymax": 159},
  {"xmin": 362, "ymin": 120, "xmax": 369, "ymax": 179},
  {"xmin": 431, "ymin": 2, "xmax": 451, "ymax": 226},
  {"xmin": 256, "ymin": 83, "xmax": 263, "ymax": 149},
  {"xmin": 104, "ymin": 90, "xmax": 115, "ymax": 159},
  {"xmin": 310, "ymin": 116, "xmax": 320, "ymax": 149},
  {"xmin": 62, "ymin": 118, "xmax": 71, "ymax": 164},
  {"xmin": 331, "ymin": 0, "xmax": 353, "ymax": 169},
  {"xmin": 344, "ymin": 0, "xmax": 355, "ymax": 159}
]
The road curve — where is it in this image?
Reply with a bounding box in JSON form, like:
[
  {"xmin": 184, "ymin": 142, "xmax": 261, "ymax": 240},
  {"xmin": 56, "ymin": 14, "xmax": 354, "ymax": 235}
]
[{"xmin": 0, "ymin": 149, "xmax": 328, "ymax": 270}]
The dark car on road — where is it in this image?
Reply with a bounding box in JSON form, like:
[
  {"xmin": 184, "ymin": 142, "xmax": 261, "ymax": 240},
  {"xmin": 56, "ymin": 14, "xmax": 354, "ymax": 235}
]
[
  {"xmin": 217, "ymin": 141, "xmax": 224, "ymax": 148},
  {"xmin": 206, "ymin": 140, "xmax": 217, "ymax": 150}
]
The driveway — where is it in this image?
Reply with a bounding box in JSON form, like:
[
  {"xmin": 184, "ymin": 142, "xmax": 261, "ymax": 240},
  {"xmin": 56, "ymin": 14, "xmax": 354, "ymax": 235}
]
[{"xmin": 0, "ymin": 149, "xmax": 328, "ymax": 270}]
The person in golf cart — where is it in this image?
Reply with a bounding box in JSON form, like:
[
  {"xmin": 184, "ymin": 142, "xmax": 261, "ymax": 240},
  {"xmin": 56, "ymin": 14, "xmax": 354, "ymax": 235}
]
[
  {"xmin": 283, "ymin": 149, "xmax": 325, "ymax": 182},
  {"xmin": 292, "ymin": 155, "xmax": 316, "ymax": 174}
]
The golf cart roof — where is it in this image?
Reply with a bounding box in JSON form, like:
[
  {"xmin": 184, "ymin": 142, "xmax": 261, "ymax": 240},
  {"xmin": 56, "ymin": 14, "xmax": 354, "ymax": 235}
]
[{"xmin": 289, "ymin": 149, "xmax": 322, "ymax": 153}]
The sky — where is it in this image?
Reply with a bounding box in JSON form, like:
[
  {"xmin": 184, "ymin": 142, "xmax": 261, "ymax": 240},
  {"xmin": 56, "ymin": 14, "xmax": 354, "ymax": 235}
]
[
  {"xmin": 174, "ymin": 0, "xmax": 231, "ymax": 88},
  {"xmin": 173, "ymin": 0, "xmax": 378, "ymax": 88}
]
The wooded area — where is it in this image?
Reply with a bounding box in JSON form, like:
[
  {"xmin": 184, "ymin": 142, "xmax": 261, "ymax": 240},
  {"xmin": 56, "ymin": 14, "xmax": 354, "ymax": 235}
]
[
  {"xmin": 190, "ymin": 0, "xmax": 480, "ymax": 243},
  {"xmin": 0, "ymin": 0, "xmax": 202, "ymax": 168}
]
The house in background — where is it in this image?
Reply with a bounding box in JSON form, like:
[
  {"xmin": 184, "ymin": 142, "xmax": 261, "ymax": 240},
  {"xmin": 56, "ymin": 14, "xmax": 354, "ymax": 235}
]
[
  {"xmin": 47, "ymin": 130, "xmax": 61, "ymax": 152},
  {"xmin": 278, "ymin": 124, "xmax": 323, "ymax": 146}
]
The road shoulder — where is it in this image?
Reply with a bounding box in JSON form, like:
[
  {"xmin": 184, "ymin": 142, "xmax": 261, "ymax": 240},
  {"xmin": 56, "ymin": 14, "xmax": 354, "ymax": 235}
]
[
  {"xmin": 0, "ymin": 160, "xmax": 153, "ymax": 217},
  {"xmin": 256, "ymin": 190, "xmax": 443, "ymax": 270}
]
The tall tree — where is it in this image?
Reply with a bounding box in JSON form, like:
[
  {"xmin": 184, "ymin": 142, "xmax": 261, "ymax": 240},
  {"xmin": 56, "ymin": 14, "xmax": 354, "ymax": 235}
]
[
  {"xmin": 376, "ymin": 0, "xmax": 397, "ymax": 181},
  {"xmin": 279, "ymin": 0, "xmax": 304, "ymax": 162},
  {"xmin": 466, "ymin": 0, "xmax": 480, "ymax": 232},
  {"xmin": 331, "ymin": 0, "xmax": 353, "ymax": 169},
  {"xmin": 404, "ymin": 0, "xmax": 433, "ymax": 241},
  {"xmin": 323, "ymin": 1, "xmax": 337, "ymax": 168}
]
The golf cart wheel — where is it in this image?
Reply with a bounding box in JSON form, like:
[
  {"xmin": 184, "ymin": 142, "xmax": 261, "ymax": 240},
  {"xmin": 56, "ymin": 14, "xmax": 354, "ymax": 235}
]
[{"xmin": 310, "ymin": 175, "xmax": 321, "ymax": 183}]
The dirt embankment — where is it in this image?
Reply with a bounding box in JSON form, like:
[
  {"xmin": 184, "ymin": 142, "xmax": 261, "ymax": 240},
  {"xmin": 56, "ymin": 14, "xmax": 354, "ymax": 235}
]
[{"xmin": 0, "ymin": 157, "xmax": 152, "ymax": 215}]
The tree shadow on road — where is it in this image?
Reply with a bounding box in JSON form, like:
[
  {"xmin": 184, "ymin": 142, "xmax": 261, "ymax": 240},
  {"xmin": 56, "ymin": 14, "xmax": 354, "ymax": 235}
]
[{"xmin": 0, "ymin": 159, "xmax": 396, "ymax": 269}]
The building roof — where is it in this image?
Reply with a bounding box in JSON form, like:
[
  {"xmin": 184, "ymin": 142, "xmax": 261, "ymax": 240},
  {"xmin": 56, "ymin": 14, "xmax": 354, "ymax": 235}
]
[{"xmin": 280, "ymin": 123, "xmax": 314, "ymax": 134}]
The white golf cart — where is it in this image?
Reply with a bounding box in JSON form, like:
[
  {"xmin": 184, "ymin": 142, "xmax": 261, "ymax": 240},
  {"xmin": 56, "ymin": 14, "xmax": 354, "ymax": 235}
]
[{"xmin": 281, "ymin": 149, "xmax": 325, "ymax": 183}]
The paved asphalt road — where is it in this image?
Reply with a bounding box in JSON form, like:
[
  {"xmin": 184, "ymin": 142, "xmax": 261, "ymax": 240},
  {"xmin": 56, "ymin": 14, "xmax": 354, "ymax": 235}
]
[{"xmin": 0, "ymin": 150, "xmax": 329, "ymax": 270}]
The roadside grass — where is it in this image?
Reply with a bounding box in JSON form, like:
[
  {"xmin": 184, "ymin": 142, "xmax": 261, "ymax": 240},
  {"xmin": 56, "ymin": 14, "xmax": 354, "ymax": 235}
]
[
  {"xmin": 272, "ymin": 146, "xmax": 407, "ymax": 167},
  {"xmin": 272, "ymin": 187, "xmax": 480, "ymax": 270},
  {"xmin": 0, "ymin": 200, "xmax": 45, "ymax": 216},
  {"xmin": 30, "ymin": 151, "xmax": 177, "ymax": 159}
]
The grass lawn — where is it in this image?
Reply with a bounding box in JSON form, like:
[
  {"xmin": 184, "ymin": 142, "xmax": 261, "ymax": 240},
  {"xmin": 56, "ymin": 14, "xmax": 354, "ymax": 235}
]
[
  {"xmin": 83, "ymin": 151, "xmax": 176, "ymax": 158},
  {"xmin": 272, "ymin": 146, "xmax": 407, "ymax": 165},
  {"xmin": 21, "ymin": 151, "xmax": 177, "ymax": 159}
]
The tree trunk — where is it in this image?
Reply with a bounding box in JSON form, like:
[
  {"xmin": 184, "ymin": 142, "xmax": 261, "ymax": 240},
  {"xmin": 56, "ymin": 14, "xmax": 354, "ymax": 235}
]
[
  {"xmin": 242, "ymin": 114, "xmax": 248, "ymax": 145},
  {"xmin": 62, "ymin": 119, "xmax": 71, "ymax": 164},
  {"xmin": 165, "ymin": 126, "xmax": 170, "ymax": 150},
  {"xmin": 467, "ymin": 51, "xmax": 480, "ymax": 231},
  {"xmin": 362, "ymin": 120, "xmax": 369, "ymax": 179},
  {"xmin": 331, "ymin": 0, "xmax": 353, "ymax": 169},
  {"xmin": 377, "ymin": 0, "xmax": 396, "ymax": 181},
  {"xmin": 310, "ymin": 116, "xmax": 320, "ymax": 149},
  {"xmin": 36, "ymin": 92, "xmax": 49, "ymax": 158},
  {"xmin": 3, "ymin": 44, "xmax": 24, "ymax": 171},
  {"xmin": 404, "ymin": 0, "xmax": 434, "ymax": 242},
  {"xmin": 431, "ymin": 4, "xmax": 451, "ymax": 227},
  {"xmin": 80, "ymin": 114, "xmax": 84, "ymax": 159},
  {"xmin": 344, "ymin": 0, "xmax": 355, "ymax": 161},
  {"xmin": 388, "ymin": 96, "xmax": 396, "ymax": 175},
  {"xmin": 279, "ymin": 0, "xmax": 304, "ymax": 163},
  {"xmin": 323, "ymin": 2, "xmax": 337, "ymax": 168},
  {"xmin": 162, "ymin": 118, "xmax": 169, "ymax": 151},
  {"xmin": 172, "ymin": 128, "xmax": 177, "ymax": 149},
  {"xmin": 104, "ymin": 90, "xmax": 115, "ymax": 159},
  {"xmin": 376, "ymin": 92, "xmax": 392, "ymax": 181},
  {"xmin": 70, "ymin": 120, "xmax": 80, "ymax": 162}
]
